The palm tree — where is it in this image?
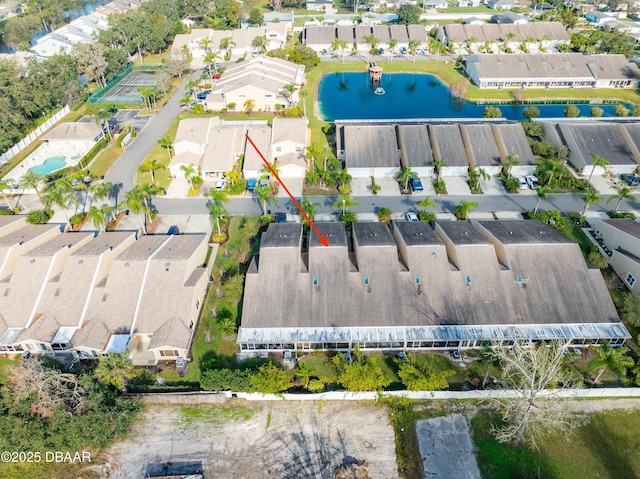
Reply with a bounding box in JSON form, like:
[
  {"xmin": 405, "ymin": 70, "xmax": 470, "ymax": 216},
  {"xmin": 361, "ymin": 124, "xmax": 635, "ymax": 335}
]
[
  {"xmin": 138, "ymin": 158, "xmax": 162, "ymax": 185},
  {"xmin": 533, "ymin": 185, "xmax": 552, "ymax": 214},
  {"xmin": 244, "ymin": 98, "xmax": 256, "ymax": 117},
  {"xmin": 44, "ymin": 181, "xmax": 78, "ymax": 222},
  {"xmin": 455, "ymin": 200, "xmax": 478, "ymax": 220},
  {"xmin": 335, "ymin": 168, "xmax": 352, "ymax": 192},
  {"xmin": 332, "ymin": 194, "xmax": 359, "ymax": 215},
  {"xmin": 260, "ymin": 160, "xmax": 280, "ymax": 190},
  {"xmin": 199, "ymin": 37, "xmax": 212, "ymax": 53},
  {"xmin": 255, "ymin": 184, "xmax": 278, "ymax": 214},
  {"xmin": 408, "ymin": 40, "xmax": 421, "ymax": 64},
  {"xmin": 204, "ymin": 50, "xmax": 222, "ymax": 74},
  {"xmin": 158, "ymin": 135, "xmax": 173, "ymax": 161},
  {"xmin": 252, "ymin": 35, "xmax": 268, "ymax": 54},
  {"xmin": 363, "ymin": 34, "xmax": 379, "ymax": 61},
  {"xmin": 205, "ymin": 187, "xmax": 230, "ymax": 235},
  {"xmin": 396, "ymin": 163, "xmax": 419, "ymax": 192},
  {"xmin": 220, "ymin": 37, "xmax": 236, "ymax": 60},
  {"xmin": 332, "ymin": 38, "xmax": 348, "ymax": 63},
  {"xmin": 588, "ymin": 153, "xmax": 609, "ymax": 183},
  {"xmin": 581, "ymin": 190, "xmax": 602, "ymax": 215},
  {"xmin": 298, "ymin": 89, "xmax": 308, "ymax": 116},
  {"xmin": 502, "ymin": 155, "xmax": 520, "ymax": 177},
  {"xmin": 86, "ymin": 204, "xmax": 111, "ymax": 231},
  {"xmin": 433, "ymin": 158, "xmax": 447, "ymax": 183},
  {"xmin": 207, "ymin": 201, "xmax": 228, "ymax": 236},
  {"xmin": 300, "ymin": 197, "xmax": 320, "ymax": 226},
  {"xmin": 607, "ymin": 183, "xmax": 635, "ymax": 212},
  {"xmin": 417, "ymin": 196, "xmax": 435, "ymax": 211},
  {"xmin": 306, "ymin": 143, "xmax": 322, "ymax": 171},
  {"xmin": 180, "ymin": 164, "xmax": 197, "ymax": 189},
  {"xmin": 122, "ymin": 186, "xmax": 155, "ymax": 234},
  {"xmin": 93, "ymin": 353, "xmax": 135, "ymax": 391},
  {"xmin": 388, "ymin": 38, "xmax": 398, "ymax": 62},
  {"xmin": 19, "ymin": 171, "xmax": 46, "ymax": 207},
  {"xmin": 90, "ymin": 181, "xmax": 113, "ymax": 211},
  {"xmin": 180, "ymin": 94, "xmax": 192, "ymax": 111},
  {"xmin": 279, "ymin": 83, "xmax": 298, "ymax": 107},
  {"xmin": 320, "ymin": 146, "xmax": 333, "ymax": 172},
  {"xmin": 205, "ymin": 187, "xmax": 230, "ymax": 207}
]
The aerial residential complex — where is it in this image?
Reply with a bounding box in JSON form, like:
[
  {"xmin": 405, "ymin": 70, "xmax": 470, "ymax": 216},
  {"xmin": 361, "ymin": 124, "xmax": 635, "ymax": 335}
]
[
  {"xmin": 336, "ymin": 120, "xmax": 535, "ymax": 178},
  {"xmin": 465, "ymin": 53, "xmax": 640, "ymax": 89},
  {"xmin": 0, "ymin": 216, "xmax": 211, "ymax": 365},
  {"xmin": 238, "ymin": 221, "xmax": 630, "ymax": 353}
]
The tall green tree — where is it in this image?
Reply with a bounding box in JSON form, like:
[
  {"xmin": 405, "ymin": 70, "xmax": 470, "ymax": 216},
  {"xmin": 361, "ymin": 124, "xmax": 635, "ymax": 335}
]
[
  {"xmin": 249, "ymin": 363, "xmax": 290, "ymax": 394},
  {"xmin": 19, "ymin": 171, "xmax": 46, "ymax": 207},
  {"xmin": 581, "ymin": 190, "xmax": 602, "ymax": 215},
  {"xmin": 588, "ymin": 153, "xmax": 609, "ymax": 183},
  {"xmin": 455, "ymin": 200, "xmax": 478, "ymax": 220},
  {"xmin": 93, "ymin": 353, "xmax": 135, "ymax": 391},
  {"xmin": 533, "ymin": 185, "xmax": 552, "ymax": 214},
  {"xmin": 607, "ymin": 183, "xmax": 635, "ymax": 212},
  {"xmin": 158, "ymin": 135, "xmax": 173, "ymax": 160},
  {"xmin": 254, "ymin": 184, "xmax": 278, "ymax": 215},
  {"xmin": 299, "ymin": 197, "xmax": 320, "ymax": 226},
  {"xmin": 396, "ymin": 163, "xmax": 419, "ymax": 192},
  {"xmin": 138, "ymin": 158, "xmax": 163, "ymax": 184}
]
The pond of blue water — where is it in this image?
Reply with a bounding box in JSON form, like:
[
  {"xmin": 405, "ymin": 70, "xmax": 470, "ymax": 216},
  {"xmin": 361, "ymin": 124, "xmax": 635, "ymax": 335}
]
[{"xmin": 318, "ymin": 72, "xmax": 623, "ymax": 121}]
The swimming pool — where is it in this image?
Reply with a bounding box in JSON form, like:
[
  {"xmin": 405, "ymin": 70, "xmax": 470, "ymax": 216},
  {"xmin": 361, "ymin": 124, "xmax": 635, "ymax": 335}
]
[
  {"xmin": 28, "ymin": 156, "xmax": 67, "ymax": 175},
  {"xmin": 318, "ymin": 72, "xmax": 624, "ymax": 121}
]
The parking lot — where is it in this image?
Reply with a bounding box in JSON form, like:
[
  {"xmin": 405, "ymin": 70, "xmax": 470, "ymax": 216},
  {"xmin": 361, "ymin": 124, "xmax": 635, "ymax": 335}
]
[{"xmin": 108, "ymin": 109, "xmax": 151, "ymax": 133}]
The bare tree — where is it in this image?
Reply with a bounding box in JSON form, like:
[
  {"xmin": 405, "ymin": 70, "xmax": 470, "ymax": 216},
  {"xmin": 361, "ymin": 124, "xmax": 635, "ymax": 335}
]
[
  {"xmin": 490, "ymin": 341, "xmax": 586, "ymax": 449},
  {"xmin": 8, "ymin": 360, "xmax": 88, "ymax": 417}
]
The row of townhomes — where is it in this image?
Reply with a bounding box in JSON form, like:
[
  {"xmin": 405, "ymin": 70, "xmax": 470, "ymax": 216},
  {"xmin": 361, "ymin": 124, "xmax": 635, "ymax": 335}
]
[
  {"xmin": 169, "ymin": 116, "xmax": 308, "ymax": 182},
  {"xmin": 32, "ymin": 0, "xmax": 144, "ymax": 57},
  {"xmin": 202, "ymin": 56, "xmax": 305, "ymax": 112},
  {"xmin": 336, "ymin": 120, "xmax": 535, "ymax": 178},
  {"xmin": 0, "ymin": 216, "xmax": 212, "ymax": 365},
  {"xmin": 465, "ymin": 53, "xmax": 640, "ymax": 89},
  {"xmin": 303, "ymin": 24, "xmax": 428, "ymax": 54},
  {"xmin": 170, "ymin": 23, "xmax": 289, "ymax": 67},
  {"xmin": 435, "ymin": 21, "xmax": 570, "ymax": 54},
  {"xmin": 238, "ymin": 221, "xmax": 630, "ymax": 353}
]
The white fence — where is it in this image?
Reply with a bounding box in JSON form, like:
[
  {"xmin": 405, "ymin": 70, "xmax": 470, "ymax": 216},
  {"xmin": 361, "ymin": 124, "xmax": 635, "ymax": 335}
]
[{"xmin": 0, "ymin": 105, "xmax": 70, "ymax": 166}]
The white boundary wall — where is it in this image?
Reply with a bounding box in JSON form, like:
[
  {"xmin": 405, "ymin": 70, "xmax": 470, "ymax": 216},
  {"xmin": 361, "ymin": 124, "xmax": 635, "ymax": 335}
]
[
  {"xmin": 0, "ymin": 105, "xmax": 70, "ymax": 166},
  {"xmin": 134, "ymin": 388, "xmax": 640, "ymax": 404}
]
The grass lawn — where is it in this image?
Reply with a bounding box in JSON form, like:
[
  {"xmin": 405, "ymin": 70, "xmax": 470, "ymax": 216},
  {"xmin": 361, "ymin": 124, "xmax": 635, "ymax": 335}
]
[
  {"xmin": 182, "ymin": 215, "xmax": 261, "ymax": 383},
  {"xmin": 135, "ymin": 121, "xmax": 179, "ymax": 191},
  {"xmin": 89, "ymin": 141, "xmax": 123, "ymax": 178},
  {"xmin": 473, "ymin": 409, "xmax": 640, "ymax": 479},
  {"xmin": 557, "ymin": 218, "xmax": 594, "ymax": 257}
]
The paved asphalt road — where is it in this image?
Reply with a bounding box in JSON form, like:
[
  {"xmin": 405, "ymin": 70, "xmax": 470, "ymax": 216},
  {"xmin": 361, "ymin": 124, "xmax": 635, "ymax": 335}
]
[
  {"xmin": 154, "ymin": 192, "xmax": 634, "ymax": 217},
  {"xmin": 104, "ymin": 70, "xmax": 202, "ymax": 203}
]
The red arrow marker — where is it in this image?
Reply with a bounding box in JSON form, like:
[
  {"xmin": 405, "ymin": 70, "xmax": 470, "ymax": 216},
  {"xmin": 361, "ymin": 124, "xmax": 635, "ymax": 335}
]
[{"xmin": 245, "ymin": 133, "xmax": 329, "ymax": 247}]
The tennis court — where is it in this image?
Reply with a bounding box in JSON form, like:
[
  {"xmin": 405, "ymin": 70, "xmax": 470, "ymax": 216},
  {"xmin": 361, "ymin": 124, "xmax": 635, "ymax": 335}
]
[{"xmin": 91, "ymin": 70, "xmax": 157, "ymax": 104}]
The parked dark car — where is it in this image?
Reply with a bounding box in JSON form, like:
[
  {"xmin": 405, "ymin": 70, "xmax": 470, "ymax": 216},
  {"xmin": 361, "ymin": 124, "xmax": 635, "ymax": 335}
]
[
  {"xmin": 409, "ymin": 177, "xmax": 424, "ymax": 192},
  {"xmin": 621, "ymin": 174, "xmax": 639, "ymax": 186},
  {"xmin": 246, "ymin": 178, "xmax": 257, "ymax": 191},
  {"xmin": 274, "ymin": 212, "xmax": 287, "ymax": 223},
  {"xmin": 167, "ymin": 225, "xmax": 180, "ymax": 235}
]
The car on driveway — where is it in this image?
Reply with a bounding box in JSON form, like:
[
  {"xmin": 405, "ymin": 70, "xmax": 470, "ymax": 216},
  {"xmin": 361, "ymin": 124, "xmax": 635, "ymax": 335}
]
[
  {"xmin": 621, "ymin": 174, "xmax": 639, "ymax": 186},
  {"xmin": 405, "ymin": 212, "xmax": 419, "ymax": 222},
  {"xmin": 274, "ymin": 212, "xmax": 287, "ymax": 223},
  {"xmin": 516, "ymin": 176, "xmax": 528, "ymax": 190},
  {"xmin": 409, "ymin": 177, "xmax": 424, "ymax": 192},
  {"xmin": 525, "ymin": 175, "xmax": 540, "ymax": 189},
  {"xmin": 167, "ymin": 225, "xmax": 180, "ymax": 235},
  {"xmin": 400, "ymin": 46, "xmax": 407, "ymax": 54},
  {"xmin": 211, "ymin": 73, "xmax": 221, "ymax": 80},
  {"xmin": 246, "ymin": 178, "xmax": 257, "ymax": 191},
  {"xmin": 215, "ymin": 178, "xmax": 226, "ymax": 190}
]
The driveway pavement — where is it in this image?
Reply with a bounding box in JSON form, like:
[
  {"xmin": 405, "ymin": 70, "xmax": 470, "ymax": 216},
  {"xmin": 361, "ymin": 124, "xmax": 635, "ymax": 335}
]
[{"xmin": 104, "ymin": 70, "xmax": 202, "ymax": 202}]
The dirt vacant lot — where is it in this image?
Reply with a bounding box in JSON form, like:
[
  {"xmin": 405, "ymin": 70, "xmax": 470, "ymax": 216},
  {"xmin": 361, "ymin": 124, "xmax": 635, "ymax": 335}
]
[{"xmin": 107, "ymin": 400, "xmax": 399, "ymax": 479}]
